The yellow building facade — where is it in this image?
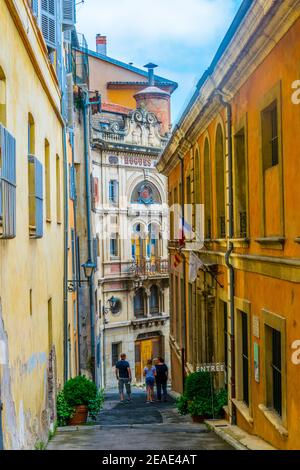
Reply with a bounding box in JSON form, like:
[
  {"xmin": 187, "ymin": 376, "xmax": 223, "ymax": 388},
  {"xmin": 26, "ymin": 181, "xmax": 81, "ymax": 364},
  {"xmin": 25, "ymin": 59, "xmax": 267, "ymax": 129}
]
[
  {"xmin": 158, "ymin": 0, "xmax": 300, "ymax": 450},
  {"xmin": 0, "ymin": 0, "xmax": 77, "ymax": 449}
]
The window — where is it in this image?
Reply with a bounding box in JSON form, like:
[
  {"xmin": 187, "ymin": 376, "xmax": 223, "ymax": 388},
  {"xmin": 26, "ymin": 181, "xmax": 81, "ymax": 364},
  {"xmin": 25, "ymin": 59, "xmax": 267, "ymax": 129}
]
[
  {"xmin": 241, "ymin": 312, "xmax": 249, "ymax": 405},
  {"xmin": 215, "ymin": 125, "xmax": 226, "ymax": 238},
  {"xmin": 134, "ymin": 288, "xmax": 145, "ymax": 317},
  {"xmin": 28, "ymin": 113, "xmax": 35, "ymax": 155},
  {"xmin": 28, "ymin": 155, "xmax": 43, "ymax": 238},
  {"xmin": 112, "ymin": 342, "xmax": 122, "ymax": 366},
  {"xmin": 0, "ymin": 67, "xmax": 6, "ymax": 126},
  {"xmin": 56, "ymin": 155, "xmax": 61, "ymax": 223},
  {"xmin": 204, "ymin": 138, "xmax": 212, "ymax": 239},
  {"xmin": 45, "ymin": 140, "xmax": 51, "ymax": 221},
  {"xmin": 41, "ymin": 0, "xmax": 56, "ymax": 50},
  {"xmin": 150, "ymin": 285, "xmax": 159, "ymax": 315},
  {"xmin": 109, "ymin": 180, "xmax": 118, "ymax": 204},
  {"xmin": 0, "ymin": 124, "xmax": 16, "ymax": 239},
  {"xmin": 266, "ymin": 326, "xmax": 282, "ymax": 416},
  {"xmin": 110, "ymin": 234, "xmax": 119, "ymax": 258},
  {"xmin": 262, "ymin": 101, "xmax": 279, "ymax": 170},
  {"xmin": 71, "ymin": 228, "xmax": 76, "ymax": 280},
  {"xmin": 29, "ymin": 289, "xmax": 33, "ymax": 316},
  {"xmin": 234, "ymin": 128, "xmax": 247, "ymax": 237},
  {"xmin": 69, "ymin": 164, "xmax": 76, "ymax": 201}
]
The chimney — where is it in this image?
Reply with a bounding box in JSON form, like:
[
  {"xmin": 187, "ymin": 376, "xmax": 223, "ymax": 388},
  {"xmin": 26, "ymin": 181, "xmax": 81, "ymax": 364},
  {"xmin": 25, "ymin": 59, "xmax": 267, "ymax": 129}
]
[
  {"xmin": 96, "ymin": 34, "xmax": 107, "ymax": 55},
  {"xmin": 144, "ymin": 63, "xmax": 158, "ymax": 86}
]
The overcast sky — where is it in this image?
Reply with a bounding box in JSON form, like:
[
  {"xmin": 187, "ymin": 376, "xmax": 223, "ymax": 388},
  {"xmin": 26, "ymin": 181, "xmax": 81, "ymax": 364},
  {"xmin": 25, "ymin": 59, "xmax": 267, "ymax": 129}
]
[{"xmin": 77, "ymin": 0, "xmax": 243, "ymax": 123}]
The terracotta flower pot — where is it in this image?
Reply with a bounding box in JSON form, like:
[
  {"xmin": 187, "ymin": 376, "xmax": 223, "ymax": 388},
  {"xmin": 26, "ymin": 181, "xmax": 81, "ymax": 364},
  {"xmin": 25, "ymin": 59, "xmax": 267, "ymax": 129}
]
[
  {"xmin": 69, "ymin": 405, "xmax": 88, "ymax": 425},
  {"xmin": 191, "ymin": 415, "xmax": 206, "ymax": 423}
]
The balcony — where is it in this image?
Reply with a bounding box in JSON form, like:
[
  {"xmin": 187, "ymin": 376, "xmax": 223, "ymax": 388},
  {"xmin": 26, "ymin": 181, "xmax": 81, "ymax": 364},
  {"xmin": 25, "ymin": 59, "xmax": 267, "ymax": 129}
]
[{"xmin": 130, "ymin": 257, "xmax": 169, "ymax": 278}]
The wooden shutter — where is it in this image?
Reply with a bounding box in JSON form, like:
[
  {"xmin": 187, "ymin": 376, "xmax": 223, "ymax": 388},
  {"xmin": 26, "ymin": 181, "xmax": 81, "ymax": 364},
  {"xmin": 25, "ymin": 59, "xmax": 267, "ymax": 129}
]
[
  {"xmin": 35, "ymin": 157, "xmax": 44, "ymax": 238},
  {"xmin": 62, "ymin": 0, "xmax": 76, "ymax": 30},
  {"xmin": 0, "ymin": 124, "xmax": 16, "ymax": 238},
  {"xmin": 41, "ymin": 0, "xmax": 56, "ymax": 50},
  {"xmin": 69, "ymin": 164, "xmax": 76, "ymax": 201}
]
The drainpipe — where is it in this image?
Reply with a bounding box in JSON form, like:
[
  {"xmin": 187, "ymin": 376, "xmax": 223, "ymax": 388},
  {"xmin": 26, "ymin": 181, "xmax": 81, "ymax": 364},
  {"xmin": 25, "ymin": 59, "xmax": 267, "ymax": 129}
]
[
  {"xmin": 62, "ymin": 125, "xmax": 69, "ymax": 383},
  {"xmin": 178, "ymin": 154, "xmax": 187, "ymax": 392},
  {"xmin": 215, "ymin": 90, "xmax": 236, "ymax": 425},
  {"xmin": 82, "ymin": 90, "xmax": 95, "ymax": 380},
  {"xmin": 81, "ymin": 90, "xmax": 101, "ymax": 382}
]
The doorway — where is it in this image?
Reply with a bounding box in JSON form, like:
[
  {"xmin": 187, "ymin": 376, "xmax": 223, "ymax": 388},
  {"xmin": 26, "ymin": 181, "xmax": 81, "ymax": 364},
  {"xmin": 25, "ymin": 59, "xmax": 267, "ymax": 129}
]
[{"xmin": 135, "ymin": 333, "xmax": 163, "ymax": 383}]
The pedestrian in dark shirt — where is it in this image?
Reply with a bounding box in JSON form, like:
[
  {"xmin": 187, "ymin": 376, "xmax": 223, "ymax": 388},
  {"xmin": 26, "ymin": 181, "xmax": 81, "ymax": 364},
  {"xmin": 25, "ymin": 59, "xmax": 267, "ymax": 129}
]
[
  {"xmin": 115, "ymin": 353, "xmax": 132, "ymax": 403},
  {"xmin": 155, "ymin": 357, "xmax": 168, "ymax": 402}
]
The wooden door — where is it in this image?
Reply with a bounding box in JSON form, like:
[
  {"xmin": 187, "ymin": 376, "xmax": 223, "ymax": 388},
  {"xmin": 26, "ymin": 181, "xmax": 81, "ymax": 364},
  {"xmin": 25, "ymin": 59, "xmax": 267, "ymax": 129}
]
[{"xmin": 141, "ymin": 340, "xmax": 153, "ymax": 370}]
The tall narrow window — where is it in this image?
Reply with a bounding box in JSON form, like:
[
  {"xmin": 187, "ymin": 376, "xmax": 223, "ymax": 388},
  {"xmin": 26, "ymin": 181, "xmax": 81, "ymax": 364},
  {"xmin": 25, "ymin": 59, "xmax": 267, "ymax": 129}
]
[
  {"xmin": 112, "ymin": 342, "xmax": 122, "ymax": 366},
  {"xmin": 56, "ymin": 155, "xmax": 61, "ymax": 223},
  {"xmin": 215, "ymin": 125, "xmax": 225, "ymax": 238},
  {"xmin": 262, "ymin": 101, "xmax": 279, "ymax": 170},
  {"xmin": 110, "ymin": 233, "xmax": 119, "ymax": 258},
  {"xmin": 45, "ymin": 140, "xmax": 51, "ymax": 221},
  {"xmin": 266, "ymin": 326, "xmax": 282, "ymax": 416},
  {"xmin": 204, "ymin": 138, "xmax": 212, "ymax": 239},
  {"xmin": 241, "ymin": 312, "xmax": 249, "ymax": 405},
  {"xmin": 109, "ymin": 179, "xmax": 118, "ymax": 204},
  {"xmin": 234, "ymin": 128, "xmax": 247, "ymax": 237},
  {"xmin": 0, "ymin": 67, "xmax": 6, "ymax": 126},
  {"xmin": 28, "ymin": 155, "xmax": 43, "ymax": 238},
  {"xmin": 134, "ymin": 288, "xmax": 145, "ymax": 318},
  {"xmin": 150, "ymin": 285, "xmax": 159, "ymax": 315},
  {"xmin": 28, "ymin": 113, "xmax": 35, "ymax": 155},
  {"xmin": 29, "ymin": 289, "xmax": 33, "ymax": 316}
]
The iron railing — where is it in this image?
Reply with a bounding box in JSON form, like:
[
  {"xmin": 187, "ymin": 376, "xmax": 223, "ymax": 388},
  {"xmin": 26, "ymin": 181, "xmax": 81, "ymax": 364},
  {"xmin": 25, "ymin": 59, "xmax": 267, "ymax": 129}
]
[{"xmin": 131, "ymin": 258, "xmax": 169, "ymax": 277}]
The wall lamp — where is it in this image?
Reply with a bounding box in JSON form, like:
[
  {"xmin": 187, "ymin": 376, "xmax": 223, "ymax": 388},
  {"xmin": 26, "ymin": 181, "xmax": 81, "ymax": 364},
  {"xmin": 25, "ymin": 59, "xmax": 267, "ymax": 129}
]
[{"xmin": 67, "ymin": 260, "xmax": 97, "ymax": 293}]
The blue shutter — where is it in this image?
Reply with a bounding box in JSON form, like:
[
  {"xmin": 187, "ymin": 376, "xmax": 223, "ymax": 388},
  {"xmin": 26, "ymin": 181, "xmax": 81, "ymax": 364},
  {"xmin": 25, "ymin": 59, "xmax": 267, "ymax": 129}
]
[
  {"xmin": 132, "ymin": 242, "xmax": 136, "ymax": 259},
  {"xmin": 35, "ymin": 158, "xmax": 43, "ymax": 238},
  {"xmin": 62, "ymin": 0, "xmax": 76, "ymax": 31},
  {"xmin": 0, "ymin": 125, "xmax": 16, "ymax": 239},
  {"xmin": 69, "ymin": 164, "xmax": 76, "ymax": 200},
  {"xmin": 71, "ymin": 228, "xmax": 76, "ymax": 280},
  {"xmin": 41, "ymin": 0, "xmax": 56, "ymax": 50}
]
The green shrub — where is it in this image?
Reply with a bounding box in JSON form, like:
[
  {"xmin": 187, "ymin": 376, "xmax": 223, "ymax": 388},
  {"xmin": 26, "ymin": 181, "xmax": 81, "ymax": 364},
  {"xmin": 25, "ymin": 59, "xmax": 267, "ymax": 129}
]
[
  {"xmin": 214, "ymin": 388, "xmax": 228, "ymax": 417},
  {"xmin": 63, "ymin": 375, "xmax": 98, "ymax": 407},
  {"xmin": 184, "ymin": 371, "xmax": 212, "ymax": 401},
  {"xmin": 176, "ymin": 394, "xmax": 189, "ymax": 415},
  {"xmin": 56, "ymin": 376, "xmax": 104, "ymax": 426},
  {"xmin": 187, "ymin": 397, "xmax": 213, "ymax": 417},
  {"xmin": 57, "ymin": 390, "xmax": 74, "ymax": 427}
]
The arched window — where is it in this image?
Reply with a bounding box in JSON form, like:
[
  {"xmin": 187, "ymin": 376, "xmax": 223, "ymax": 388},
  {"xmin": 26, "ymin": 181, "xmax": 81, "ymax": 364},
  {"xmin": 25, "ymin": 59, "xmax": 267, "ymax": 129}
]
[
  {"xmin": 147, "ymin": 223, "xmax": 160, "ymax": 258},
  {"xmin": 131, "ymin": 223, "xmax": 146, "ymax": 260},
  {"xmin": 134, "ymin": 288, "xmax": 145, "ymax": 317},
  {"xmin": 0, "ymin": 67, "xmax": 6, "ymax": 126},
  {"xmin": 131, "ymin": 180, "xmax": 161, "ymax": 205},
  {"xmin": 194, "ymin": 149, "xmax": 201, "ymax": 206},
  {"xmin": 215, "ymin": 124, "xmax": 226, "ymax": 238},
  {"xmin": 204, "ymin": 138, "xmax": 212, "ymax": 239},
  {"xmin": 150, "ymin": 285, "xmax": 159, "ymax": 315}
]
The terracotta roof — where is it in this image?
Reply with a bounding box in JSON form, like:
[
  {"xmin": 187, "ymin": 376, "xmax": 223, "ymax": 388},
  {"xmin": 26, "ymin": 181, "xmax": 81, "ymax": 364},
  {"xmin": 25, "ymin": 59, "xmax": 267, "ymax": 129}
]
[{"xmin": 101, "ymin": 102, "xmax": 133, "ymax": 115}]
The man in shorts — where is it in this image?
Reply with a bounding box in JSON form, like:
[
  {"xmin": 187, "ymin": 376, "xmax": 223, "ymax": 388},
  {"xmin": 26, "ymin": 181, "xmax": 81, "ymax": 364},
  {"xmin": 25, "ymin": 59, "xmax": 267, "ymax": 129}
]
[{"xmin": 115, "ymin": 353, "xmax": 132, "ymax": 402}]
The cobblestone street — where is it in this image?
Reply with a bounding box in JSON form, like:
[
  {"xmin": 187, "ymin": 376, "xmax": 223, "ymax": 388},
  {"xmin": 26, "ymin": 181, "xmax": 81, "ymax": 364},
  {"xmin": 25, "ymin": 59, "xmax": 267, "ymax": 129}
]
[{"xmin": 47, "ymin": 390, "xmax": 233, "ymax": 450}]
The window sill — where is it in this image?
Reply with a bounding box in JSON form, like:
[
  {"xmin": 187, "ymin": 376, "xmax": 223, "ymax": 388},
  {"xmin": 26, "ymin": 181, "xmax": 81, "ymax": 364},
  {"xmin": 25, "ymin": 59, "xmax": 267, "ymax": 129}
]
[
  {"xmin": 230, "ymin": 238, "xmax": 250, "ymax": 248},
  {"xmin": 258, "ymin": 404, "xmax": 288, "ymax": 438},
  {"xmin": 212, "ymin": 238, "xmax": 227, "ymax": 248},
  {"xmin": 232, "ymin": 399, "xmax": 253, "ymax": 426},
  {"xmin": 46, "ymin": 218, "xmax": 51, "ymax": 224},
  {"xmin": 255, "ymin": 237, "xmax": 285, "ymax": 250}
]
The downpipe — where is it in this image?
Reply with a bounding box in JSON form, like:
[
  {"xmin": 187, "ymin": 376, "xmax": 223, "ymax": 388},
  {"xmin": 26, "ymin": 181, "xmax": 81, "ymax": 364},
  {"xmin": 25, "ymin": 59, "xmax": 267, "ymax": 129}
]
[{"xmin": 215, "ymin": 90, "xmax": 236, "ymax": 425}]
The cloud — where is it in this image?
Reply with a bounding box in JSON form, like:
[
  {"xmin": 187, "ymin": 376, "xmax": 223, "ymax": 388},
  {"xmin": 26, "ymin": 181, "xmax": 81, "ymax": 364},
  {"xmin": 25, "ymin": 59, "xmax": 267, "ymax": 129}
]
[{"xmin": 76, "ymin": 0, "xmax": 242, "ymax": 119}]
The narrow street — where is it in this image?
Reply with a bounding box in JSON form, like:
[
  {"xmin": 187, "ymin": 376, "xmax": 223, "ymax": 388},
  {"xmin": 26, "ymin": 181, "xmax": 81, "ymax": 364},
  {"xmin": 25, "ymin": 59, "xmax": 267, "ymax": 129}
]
[{"xmin": 47, "ymin": 390, "xmax": 232, "ymax": 450}]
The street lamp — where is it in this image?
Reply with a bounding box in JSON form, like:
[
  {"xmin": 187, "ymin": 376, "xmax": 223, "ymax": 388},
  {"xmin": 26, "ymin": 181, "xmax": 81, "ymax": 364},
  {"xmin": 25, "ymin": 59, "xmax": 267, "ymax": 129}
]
[
  {"xmin": 67, "ymin": 259, "xmax": 97, "ymax": 292},
  {"xmin": 103, "ymin": 296, "xmax": 120, "ymax": 315}
]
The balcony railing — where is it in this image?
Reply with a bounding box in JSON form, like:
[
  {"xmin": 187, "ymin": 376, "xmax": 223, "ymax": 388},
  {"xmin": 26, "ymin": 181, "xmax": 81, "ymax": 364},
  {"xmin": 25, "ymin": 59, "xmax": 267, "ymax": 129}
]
[{"xmin": 130, "ymin": 258, "xmax": 169, "ymax": 277}]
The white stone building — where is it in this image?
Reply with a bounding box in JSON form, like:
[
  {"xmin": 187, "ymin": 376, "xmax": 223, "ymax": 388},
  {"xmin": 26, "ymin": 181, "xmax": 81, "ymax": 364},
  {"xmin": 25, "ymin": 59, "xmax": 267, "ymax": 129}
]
[{"xmin": 90, "ymin": 87, "xmax": 171, "ymax": 388}]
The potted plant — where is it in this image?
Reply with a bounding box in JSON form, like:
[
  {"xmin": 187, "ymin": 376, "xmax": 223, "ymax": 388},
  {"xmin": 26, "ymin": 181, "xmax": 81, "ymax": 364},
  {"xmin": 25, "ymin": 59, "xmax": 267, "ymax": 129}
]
[
  {"xmin": 57, "ymin": 376, "xmax": 104, "ymax": 426},
  {"xmin": 187, "ymin": 397, "xmax": 213, "ymax": 423}
]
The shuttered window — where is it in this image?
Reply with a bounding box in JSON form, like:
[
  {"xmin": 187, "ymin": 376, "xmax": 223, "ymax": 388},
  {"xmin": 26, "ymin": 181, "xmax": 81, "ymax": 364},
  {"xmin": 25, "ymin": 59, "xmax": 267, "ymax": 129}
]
[
  {"xmin": 31, "ymin": 0, "xmax": 39, "ymax": 18},
  {"xmin": 28, "ymin": 155, "xmax": 43, "ymax": 238},
  {"xmin": 0, "ymin": 124, "xmax": 16, "ymax": 239},
  {"xmin": 69, "ymin": 164, "xmax": 76, "ymax": 201},
  {"xmin": 41, "ymin": 0, "xmax": 56, "ymax": 50},
  {"xmin": 109, "ymin": 180, "xmax": 118, "ymax": 204},
  {"xmin": 62, "ymin": 0, "xmax": 76, "ymax": 30},
  {"xmin": 93, "ymin": 236, "xmax": 98, "ymax": 268}
]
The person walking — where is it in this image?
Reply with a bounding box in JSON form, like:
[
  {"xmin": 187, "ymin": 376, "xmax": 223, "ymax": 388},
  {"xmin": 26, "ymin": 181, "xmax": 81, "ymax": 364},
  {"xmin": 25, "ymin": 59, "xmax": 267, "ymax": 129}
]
[
  {"xmin": 115, "ymin": 353, "xmax": 132, "ymax": 403},
  {"xmin": 155, "ymin": 357, "xmax": 168, "ymax": 402},
  {"xmin": 143, "ymin": 359, "xmax": 156, "ymax": 403}
]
